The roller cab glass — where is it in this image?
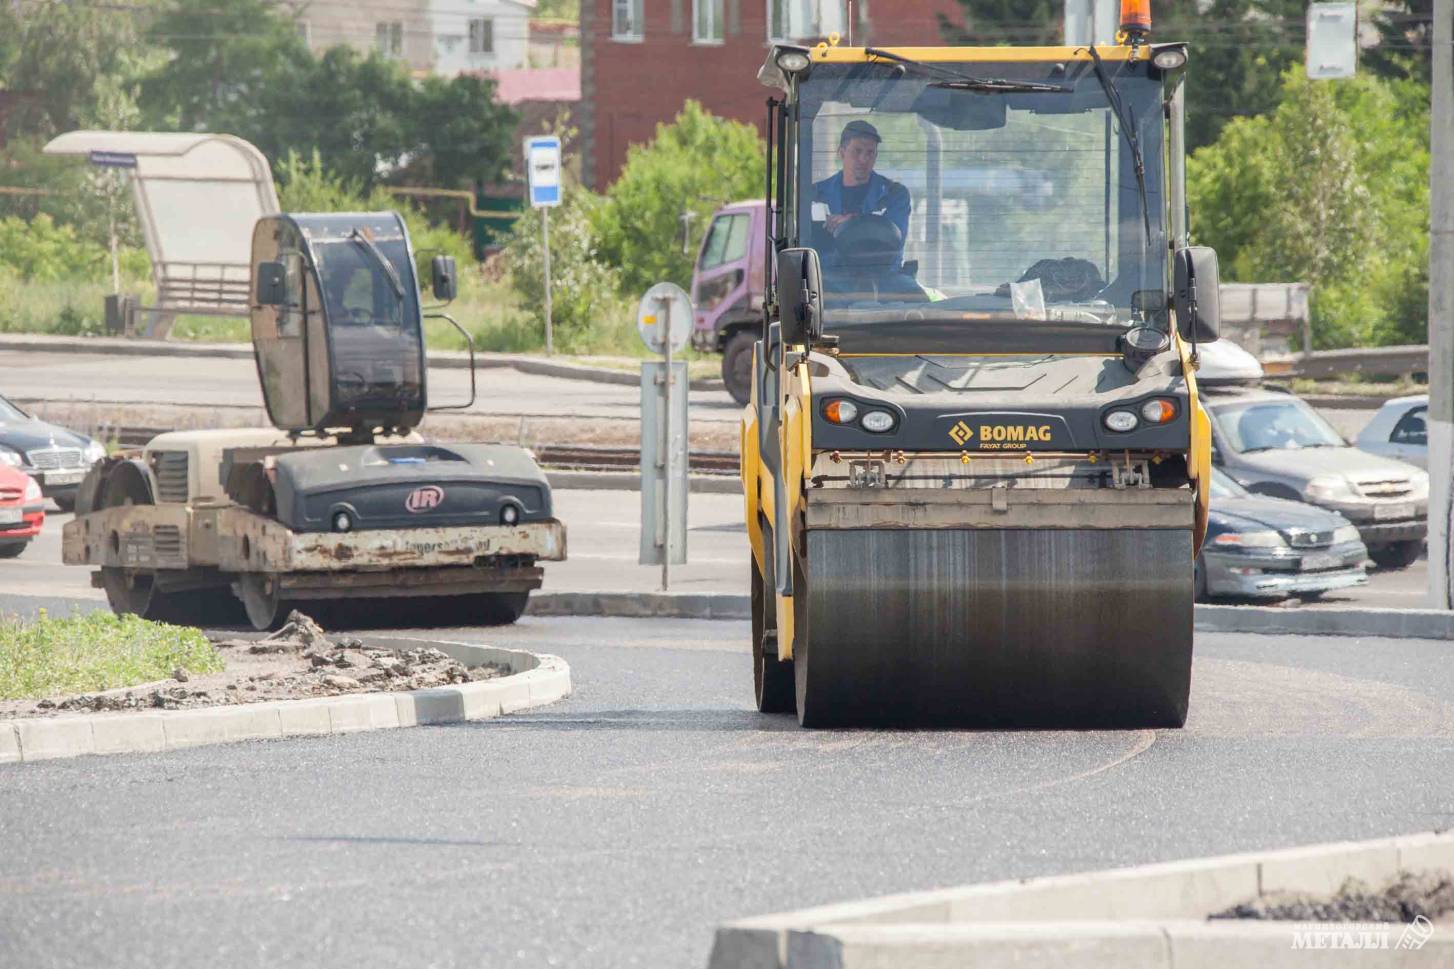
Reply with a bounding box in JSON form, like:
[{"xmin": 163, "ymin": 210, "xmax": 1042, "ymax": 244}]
[
  {"xmin": 310, "ymin": 233, "xmax": 423, "ymax": 409},
  {"xmin": 795, "ymin": 57, "xmax": 1168, "ymax": 335}
]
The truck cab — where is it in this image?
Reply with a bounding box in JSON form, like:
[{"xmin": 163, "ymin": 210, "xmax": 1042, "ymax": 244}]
[{"xmin": 691, "ymin": 200, "xmax": 767, "ymax": 405}]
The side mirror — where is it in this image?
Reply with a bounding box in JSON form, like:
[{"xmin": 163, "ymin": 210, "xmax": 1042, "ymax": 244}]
[
  {"xmin": 431, "ymin": 255, "xmax": 457, "ymax": 302},
  {"xmin": 1173, "ymin": 247, "xmax": 1220, "ymax": 344},
  {"xmin": 776, "ymin": 247, "xmax": 822, "ymax": 345},
  {"xmin": 255, "ymin": 261, "xmax": 286, "ymax": 306}
]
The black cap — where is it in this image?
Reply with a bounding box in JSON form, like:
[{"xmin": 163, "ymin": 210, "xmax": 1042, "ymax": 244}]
[{"xmin": 839, "ymin": 120, "xmax": 882, "ymax": 146}]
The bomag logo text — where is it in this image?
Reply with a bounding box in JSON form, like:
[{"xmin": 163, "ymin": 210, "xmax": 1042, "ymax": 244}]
[{"xmin": 949, "ymin": 421, "xmax": 1055, "ymax": 450}]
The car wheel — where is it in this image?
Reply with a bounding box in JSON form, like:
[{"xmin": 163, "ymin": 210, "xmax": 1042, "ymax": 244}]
[
  {"xmin": 721, "ymin": 330, "xmax": 756, "ymax": 407},
  {"xmin": 52, "ymin": 493, "xmax": 76, "ymax": 513},
  {"xmin": 1368, "ymin": 540, "xmax": 1422, "ymax": 570},
  {"xmin": 0, "ymin": 541, "xmax": 26, "ymax": 559}
]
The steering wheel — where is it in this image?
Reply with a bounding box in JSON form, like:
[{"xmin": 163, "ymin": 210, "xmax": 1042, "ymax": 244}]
[{"xmin": 832, "ymin": 214, "xmax": 904, "ymax": 273}]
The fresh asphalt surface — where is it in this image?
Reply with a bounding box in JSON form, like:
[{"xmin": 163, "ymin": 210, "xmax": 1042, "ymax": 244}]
[{"xmin": 3, "ymin": 615, "xmax": 1454, "ymax": 968}]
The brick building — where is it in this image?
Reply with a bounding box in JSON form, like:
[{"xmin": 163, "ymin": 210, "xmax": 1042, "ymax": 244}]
[{"xmin": 580, "ymin": 0, "xmax": 964, "ymax": 189}]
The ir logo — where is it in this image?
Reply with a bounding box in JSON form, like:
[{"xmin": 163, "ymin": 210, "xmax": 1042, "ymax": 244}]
[{"xmin": 405, "ymin": 486, "xmax": 445, "ymax": 512}]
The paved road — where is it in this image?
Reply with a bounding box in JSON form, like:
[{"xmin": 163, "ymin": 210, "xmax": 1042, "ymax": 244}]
[
  {"xmin": 2, "ymin": 616, "xmax": 1453, "ymax": 968},
  {"xmin": 0, "ymin": 490, "xmax": 1434, "ymax": 613},
  {"xmin": 0, "ymin": 349, "xmax": 742, "ymax": 423}
]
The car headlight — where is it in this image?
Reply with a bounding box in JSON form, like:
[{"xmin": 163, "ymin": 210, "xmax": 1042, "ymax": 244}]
[
  {"xmin": 1304, "ymin": 475, "xmax": 1357, "ymax": 502},
  {"xmin": 1407, "ymin": 469, "xmax": 1430, "ymax": 501},
  {"xmin": 83, "ymin": 441, "xmax": 107, "ymax": 464},
  {"xmin": 1212, "ymin": 529, "xmax": 1286, "ymax": 548},
  {"xmin": 0, "ymin": 448, "xmax": 21, "ymax": 467},
  {"xmin": 24, "ymin": 476, "xmax": 41, "ymax": 501},
  {"xmin": 1332, "ymin": 524, "xmax": 1361, "ymax": 545}
]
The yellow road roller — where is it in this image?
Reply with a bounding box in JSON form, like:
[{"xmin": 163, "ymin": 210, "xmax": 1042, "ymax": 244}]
[{"xmin": 742, "ymin": 12, "xmax": 1220, "ymax": 727}]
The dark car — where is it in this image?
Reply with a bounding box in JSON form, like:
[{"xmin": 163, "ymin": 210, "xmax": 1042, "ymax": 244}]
[
  {"xmin": 1197, "ymin": 468, "xmax": 1368, "ymax": 601},
  {"xmin": 0, "ymin": 394, "xmax": 106, "ymax": 511}
]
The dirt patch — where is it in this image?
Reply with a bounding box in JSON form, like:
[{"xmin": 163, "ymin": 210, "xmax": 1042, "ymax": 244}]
[
  {"xmin": 1, "ymin": 612, "xmax": 501, "ymax": 719},
  {"xmin": 1211, "ymin": 870, "xmax": 1454, "ymax": 923}
]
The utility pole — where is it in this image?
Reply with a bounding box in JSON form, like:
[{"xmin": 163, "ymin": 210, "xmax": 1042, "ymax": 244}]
[{"xmin": 1430, "ymin": 0, "xmax": 1454, "ymax": 609}]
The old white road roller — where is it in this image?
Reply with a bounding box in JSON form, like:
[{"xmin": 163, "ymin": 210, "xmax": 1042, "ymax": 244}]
[
  {"xmin": 65, "ymin": 212, "xmax": 565, "ymax": 630},
  {"xmin": 742, "ymin": 22, "xmax": 1221, "ymax": 727}
]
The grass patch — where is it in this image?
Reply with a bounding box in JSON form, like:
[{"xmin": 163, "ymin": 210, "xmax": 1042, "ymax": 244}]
[{"xmin": 0, "ymin": 611, "xmax": 223, "ymax": 701}]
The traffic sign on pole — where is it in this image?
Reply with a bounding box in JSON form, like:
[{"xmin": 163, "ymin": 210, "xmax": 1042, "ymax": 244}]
[
  {"xmin": 524, "ymin": 137, "xmax": 562, "ymax": 209},
  {"xmin": 1306, "ymin": 2, "xmax": 1358, "ymax": 80},
  {"xmin": 524, "ymin": 136, "xmax": 562, "ymax": 353}
]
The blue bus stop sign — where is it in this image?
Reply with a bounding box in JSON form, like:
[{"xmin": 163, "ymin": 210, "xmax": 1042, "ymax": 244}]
[{"xmin": 524, "ymin": 136, "xmax": 562, "ymax": 209}]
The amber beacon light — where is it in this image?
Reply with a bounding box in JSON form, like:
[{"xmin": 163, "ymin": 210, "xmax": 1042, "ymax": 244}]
[{"xmin": 1120, "ymin": 0, "xmax": 1152, "ymax": 39}]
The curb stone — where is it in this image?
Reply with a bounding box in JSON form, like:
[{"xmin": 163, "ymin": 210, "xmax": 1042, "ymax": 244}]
[
  {"xmin": 0, "ymin": 333, "xmax": 726, "ymax": 391},
  {"xmin": 0, "ymin": 640, "xmax": 570, "ymax": 764},
  {"xmin": 711, "ymin": 830, "xmax": 1454, "ymax": 969},
  {"xmin": 1, "ymin": 591, "xmax": 1450, "ymax": 640}
]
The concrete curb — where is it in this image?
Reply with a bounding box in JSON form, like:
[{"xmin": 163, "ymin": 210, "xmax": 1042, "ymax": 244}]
[
  {"xmin": 1195, "ymin": 603, "xmax": 1454, "ymax": 640},
  {"xmin": 710, "ymin": 830, "xmax": 1454, "ymax": 969},
  {"xmin": 0, "ymin": 333, "xmax": 726, "ymax": 391},
  {"xmin": 0, "ymin": 638, "xmax": 570, "ymax": 765},
  {"xmin": 529, "ymin": 591, "xmax": 751, "ymax": 621},
  {"xmin": 2, "ymin": 591, "xmax": 1451, "ymax": 639},
  {"xmin": 545, "ymin": 470, "xmax": 741, "ymax": 494}
]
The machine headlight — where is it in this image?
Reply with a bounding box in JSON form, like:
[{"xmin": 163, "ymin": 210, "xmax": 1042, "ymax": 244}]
[
  {"xmin": 1304, "ymin": 475, "xmax": 1357, "ymax": 501},
  {"xmin": 501, "ymin": 503, "xmax": 521, "ymax": 525},
  {"xmin": 1139, "ymin": 398, "xmax": 1177, "ymax": 424},
  {"xmin": 823, "ymin": 399, "xmax": 859, "ymax": 424},
  {"xmin": 24, "ymin": 476, "xmax": 41, "ymax": 501},
  {"xmin": 1332, "ymin": 524, "xmax": 1361, "ymax": 545},
  {"xmin": 0, "ymin": 448, "xmax": 21, "ymax": 467},
  {"xmin": 860, "ymin": 410, "xmax": 896, "ymax": 433},
  {"xmin": 1407, "ymin": 469, "xmax": 1430, "ymax": 501},
  {"xmin": 1152, "ymin": 48, "xmax": 1188, "ymax": 71},
  {"xmin": 83, "ymin": 441, "xmax": 107, "ymax": 464},
  {"xmin": 1104, "ymin": 410, "xmax": 1138, "ymax": 433},
  {"xmin": 1212, "ymin": 529, "xmax": 1285, "ymax": 548},
  {"xmin": 776, "ymin": 50, "xmax": 812, "ymax": 74}
]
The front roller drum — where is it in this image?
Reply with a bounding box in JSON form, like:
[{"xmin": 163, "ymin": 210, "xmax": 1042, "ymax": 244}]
[{"xmin": 794, "ymin": 528, "xmax": 1194, "ymax": 729}]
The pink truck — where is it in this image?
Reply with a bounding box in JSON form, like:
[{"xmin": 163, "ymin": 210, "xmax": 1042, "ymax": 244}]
[{"xmin": 690, "ymin": 199, "xmax": 767, "ymax": 405}]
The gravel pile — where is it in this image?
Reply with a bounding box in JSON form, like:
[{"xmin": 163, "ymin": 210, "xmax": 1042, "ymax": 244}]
[
  {"xmin": 26, "ymin": 611, "xmax": 499, "ymax": 715},
  {"xmin": 1212, "ymin": 870, "xmax": 1454, "ymax": 923}
]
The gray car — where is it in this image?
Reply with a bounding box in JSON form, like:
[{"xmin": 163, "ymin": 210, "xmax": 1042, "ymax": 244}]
[
  {"xmin": 1202, "ymin": 387, "xmax": 1428, "ymax": 569},
  {"xmin": 0, "ymin": 394, "xmax": 106, "ymax": 511},
  {"xmin": 1198, "ymin": 469, "xmax": 1367, "ymax": 601},
  {"xmin": 1355, "ymin": 394, "xmax": 1427, "ymax": 470}
]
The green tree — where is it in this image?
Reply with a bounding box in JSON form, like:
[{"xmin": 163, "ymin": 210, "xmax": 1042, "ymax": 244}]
[
  {"xmin": 506, "ymin": 190, "xmax": 624, "ymax": 352},
  {"xmin": 937, "ymin": 0, "xmax": 1304, "ymax": 150},
  {"xmin": 1363, "ymin": 0, "xmax": 1432, "ymax": 84},
  {"xmin": 1188, "ymin": 71, "xmax": 1429, "ymax": 348},
  {"xmin": 592, "ymin": 101, "xmax": 764, "ymax": 295},
  {"xmin": 938, "ymin": 0, "xmax": 1062, "ymax": 45},
  {"xmin": 0, "ymin": 0, "xmax": 151, "ymax": 139},
  {"xmin": 139, "ymin": 0, "xmax": 310, "ymax": 135},
  {"xmin": 138, "ymin": 3, "xmax": 517, "ymax": 191}
]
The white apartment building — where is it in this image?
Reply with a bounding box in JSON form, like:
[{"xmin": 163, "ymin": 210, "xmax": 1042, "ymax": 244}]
[{"xmin": 299, "ymin": 0, "xmax": 536, "ymax": 76}]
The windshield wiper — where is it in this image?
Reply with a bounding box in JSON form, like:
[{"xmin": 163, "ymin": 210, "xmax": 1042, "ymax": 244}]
[
  {"xmin": 1085, "ymin": 46, "xmax": 1151, "ymax": 246},
  {"xmin": 348, "ymin": 229, "xmax": 405, "ymax": 301},
  {"xmin": 865, "ymin": 47, "xmax": 1068, "ymax": 93}
]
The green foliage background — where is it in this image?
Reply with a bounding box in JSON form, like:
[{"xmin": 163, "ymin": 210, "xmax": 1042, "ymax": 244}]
[{"xmin": 1188, "ymin": 71, "xmax": 1430, "ymax": 348}]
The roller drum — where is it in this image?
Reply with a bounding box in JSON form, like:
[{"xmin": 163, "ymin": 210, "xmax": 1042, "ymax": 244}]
[{"xmin": 795, "ymin": 528, "xmax": 1193, "ymax": 729}]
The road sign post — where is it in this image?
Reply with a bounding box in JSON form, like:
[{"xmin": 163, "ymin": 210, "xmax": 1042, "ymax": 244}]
[
  {"xmin": 525, "ymin": 136, "xmax": 562, "ymax": 355},
  {"xmin": 637, "ymin": 283, "xmax": 692, "ymax": 589}
]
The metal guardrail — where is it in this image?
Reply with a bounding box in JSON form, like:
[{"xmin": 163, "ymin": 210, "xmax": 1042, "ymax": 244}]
[{"xmin": 1282, "ymin": 345, "xmax": 1429, "ymax": 380}]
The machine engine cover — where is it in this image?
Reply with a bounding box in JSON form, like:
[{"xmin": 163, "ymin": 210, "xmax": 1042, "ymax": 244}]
[{"xmin": 269, "ymin": 444, "xmax": 551, "ymax": 532}]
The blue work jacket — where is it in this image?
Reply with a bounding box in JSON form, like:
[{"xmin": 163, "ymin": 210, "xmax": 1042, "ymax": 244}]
[{"xmin": 812, "ymin": 171, "xmax": 911, "ymax": 242}]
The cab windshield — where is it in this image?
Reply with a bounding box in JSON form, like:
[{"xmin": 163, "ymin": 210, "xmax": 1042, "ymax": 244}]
[
  {"xmin": 311, "ymin": 236, "xmax": 423, "ymax": 408},
  {"xmin": 796, "ymin": 58, "xmax": 1167, "ymax": 333}
]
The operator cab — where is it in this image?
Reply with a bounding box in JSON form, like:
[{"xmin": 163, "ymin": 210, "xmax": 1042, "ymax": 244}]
[{"xmin": 250, "ymin": 212, "xmax": 456, "ymax": 440}]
